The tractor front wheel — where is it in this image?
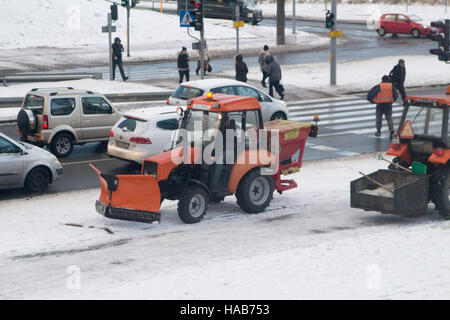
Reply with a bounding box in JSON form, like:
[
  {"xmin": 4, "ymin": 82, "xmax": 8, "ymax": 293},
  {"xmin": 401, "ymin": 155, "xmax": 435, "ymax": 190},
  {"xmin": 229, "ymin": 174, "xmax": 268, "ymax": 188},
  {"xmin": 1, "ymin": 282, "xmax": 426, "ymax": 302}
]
[
  {"xmin": 177, "ymin": 186, "xmax": 208, "ymax": 224},
  {"xmin": 236, "ymin": 170, "xmax": 274, "ymax": 213},
  {"xmin": 431, "ymin": 166, "xmax": 450, "ymax": 218}
]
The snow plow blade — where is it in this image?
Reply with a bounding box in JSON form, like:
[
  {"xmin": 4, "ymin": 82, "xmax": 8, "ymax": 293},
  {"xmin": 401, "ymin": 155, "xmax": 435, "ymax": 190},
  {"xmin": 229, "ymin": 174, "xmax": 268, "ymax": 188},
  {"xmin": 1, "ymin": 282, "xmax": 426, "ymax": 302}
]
[
  {"xmin": 90, "ymin": 165, "xmax": 161, "ymax": 223},
  {"xmin": 350, "ymin": 169, "xmax": 428, "ymax": 216}
]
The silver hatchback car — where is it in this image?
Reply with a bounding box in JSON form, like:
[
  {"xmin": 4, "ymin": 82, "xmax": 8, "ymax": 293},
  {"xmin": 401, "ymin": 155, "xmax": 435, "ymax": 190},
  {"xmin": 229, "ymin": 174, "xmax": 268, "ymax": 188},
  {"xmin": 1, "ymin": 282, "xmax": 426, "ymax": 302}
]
[{"xmin": 0, "ymin": 133, "xmax": 63, "ymax": 192}]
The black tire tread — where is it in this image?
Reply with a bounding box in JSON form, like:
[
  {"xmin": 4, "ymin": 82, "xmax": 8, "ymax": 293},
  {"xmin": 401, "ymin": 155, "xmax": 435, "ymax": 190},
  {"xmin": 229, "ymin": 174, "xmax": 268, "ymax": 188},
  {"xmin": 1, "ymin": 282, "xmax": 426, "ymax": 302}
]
[
  {"xmin": 51, "ymin": 132, "xmax": 74, "ymax": 158},
  {"xmin": 177, "ymin": 186, "xmax": 208, "ymax": 224},
  {"xmin": 236, "ymin": 169, "xmax": 274, "ymax": 213},
  {"xmin": 431, "ymin": 166, "xmax": 450, "ymax": 217},
  {"xmin": 25, "ymin": 166, "xmax": 50, "ymax": 193}
]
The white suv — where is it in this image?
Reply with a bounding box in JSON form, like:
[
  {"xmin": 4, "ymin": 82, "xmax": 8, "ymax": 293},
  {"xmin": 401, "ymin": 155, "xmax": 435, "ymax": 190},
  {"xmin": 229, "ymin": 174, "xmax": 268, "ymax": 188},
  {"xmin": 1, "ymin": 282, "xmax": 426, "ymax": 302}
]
[
  {"xmin": 167, "ymin": 78, "xmax": 289, "ymax": 122},
  {"xmin": 17, "ymin": 87, "xmax": 121, "ymax": 158}
]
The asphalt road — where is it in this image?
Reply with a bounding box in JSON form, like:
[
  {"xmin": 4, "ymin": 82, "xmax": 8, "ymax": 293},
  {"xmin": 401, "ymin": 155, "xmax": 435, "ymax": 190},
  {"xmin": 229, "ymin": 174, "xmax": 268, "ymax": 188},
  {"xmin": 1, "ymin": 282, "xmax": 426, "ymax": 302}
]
[
  {"xmin": 47, "ymin": 19, "xmax": 435, "ymax": 82},
  {"xmin": 0, "ymin": 86, "xmax": 445, "ymax": 201}
]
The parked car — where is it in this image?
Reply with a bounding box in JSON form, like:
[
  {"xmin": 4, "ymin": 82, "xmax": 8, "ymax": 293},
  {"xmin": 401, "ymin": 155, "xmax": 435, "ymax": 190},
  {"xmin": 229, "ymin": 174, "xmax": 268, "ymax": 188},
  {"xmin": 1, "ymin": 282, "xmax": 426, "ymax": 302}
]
[
  {"xmin": 376, "ymin": 13, "xmax": 439, "ymax": 38},
  {"xmin": 108, "ymin": 107, "xmax": 181, "ymax": 164},
  {"xmin": 0, "ymin": 132, "xmax": 63, "ymax": 192},
  {"xmin": 17, "ymin": 87, "xmax": 121, "ymax": 158},
  {"xmin": 167, "ymin": 79, "xmax": 289, "ymax": 121}
]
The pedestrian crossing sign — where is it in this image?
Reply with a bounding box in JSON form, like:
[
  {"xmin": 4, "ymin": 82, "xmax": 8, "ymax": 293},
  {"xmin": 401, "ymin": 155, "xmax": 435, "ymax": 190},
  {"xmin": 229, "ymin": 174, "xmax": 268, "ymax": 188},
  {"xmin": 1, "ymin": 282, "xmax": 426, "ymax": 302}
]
[{"xmin": 180, "ymin": 10, "xmax": 194, "ymax": 28}]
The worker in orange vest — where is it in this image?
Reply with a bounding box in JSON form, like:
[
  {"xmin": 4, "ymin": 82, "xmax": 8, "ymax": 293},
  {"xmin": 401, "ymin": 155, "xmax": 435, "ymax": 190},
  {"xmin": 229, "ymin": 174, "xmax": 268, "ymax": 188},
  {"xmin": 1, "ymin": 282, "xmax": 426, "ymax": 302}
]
[{"xmin": 367, "ymin": 75, "xmax": 398, "ymax": 138}]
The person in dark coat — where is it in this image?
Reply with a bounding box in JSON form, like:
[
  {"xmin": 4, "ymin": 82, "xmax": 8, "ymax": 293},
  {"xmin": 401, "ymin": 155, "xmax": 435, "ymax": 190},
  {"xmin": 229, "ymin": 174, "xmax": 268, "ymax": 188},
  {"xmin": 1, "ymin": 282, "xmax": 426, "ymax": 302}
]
[
  {"xmin": 235, "ymin": 54, "xmax": 248, "ymax": 82},
  {"xmin": 258, "ymin": 45, "xmax": 270, "ymax": 87},
  {"xmin": 111, "ymin": 37, "xmax": 128, "ymax": 81},
  {"xmin": 367, "ymin": 75, "xmax": 398, "ymax": 138},
  {"xmin": 266, "ymin": 55, "xmax": 284, "ymax": 99},
  {"xmin": 177, "ymin": 47, "xmax": 190, "ymax": 83},
  {"xmin": 389, "ymin": 59, "xmax": 406, "ymax": 104}
]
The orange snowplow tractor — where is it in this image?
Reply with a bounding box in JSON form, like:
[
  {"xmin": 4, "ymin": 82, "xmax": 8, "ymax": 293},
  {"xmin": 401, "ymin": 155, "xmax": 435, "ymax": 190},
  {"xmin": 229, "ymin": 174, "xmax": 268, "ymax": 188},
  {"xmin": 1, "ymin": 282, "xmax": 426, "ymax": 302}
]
[
  {"xmin": 188, "ymin": 94, "xmax": 261, "ymax": 112},
  {"xmin": 228, "ymin": 149, "xmax": 277, "ymax": 194}
]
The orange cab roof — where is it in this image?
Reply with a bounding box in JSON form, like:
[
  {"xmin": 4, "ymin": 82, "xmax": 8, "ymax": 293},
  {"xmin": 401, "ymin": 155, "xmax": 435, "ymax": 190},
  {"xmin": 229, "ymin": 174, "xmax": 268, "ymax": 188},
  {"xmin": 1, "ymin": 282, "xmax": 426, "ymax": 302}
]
[
  {"xmin": 407, "ymin": 94, "xmax": 450, "ymax": 106},
  {"xmin": 188, "ymin": 93, "xmax": 261, "ymax": 112}
]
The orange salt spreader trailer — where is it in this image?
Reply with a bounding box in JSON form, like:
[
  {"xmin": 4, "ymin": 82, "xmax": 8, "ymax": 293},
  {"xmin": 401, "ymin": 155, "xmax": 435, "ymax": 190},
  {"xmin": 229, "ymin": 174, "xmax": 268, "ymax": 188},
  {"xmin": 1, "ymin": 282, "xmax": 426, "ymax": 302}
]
[{"xmin": 91, "ymin": 93, "xmax": 318, "ymax": 224}]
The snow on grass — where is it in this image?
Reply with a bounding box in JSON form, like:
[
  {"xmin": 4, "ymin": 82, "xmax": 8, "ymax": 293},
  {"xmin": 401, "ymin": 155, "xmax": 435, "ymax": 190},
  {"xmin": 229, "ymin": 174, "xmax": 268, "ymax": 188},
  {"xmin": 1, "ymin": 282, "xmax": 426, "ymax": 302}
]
[
  {"xmin": 219, "ymin": 54, "xmax": 450, "ymax": 94},
  {"xmin": 1, "ymin": 153, "xmax": 449, "ymax": 299},
  {"xmin": 0, "ymin": 0, "xmax": 277, "ymax": 50}
]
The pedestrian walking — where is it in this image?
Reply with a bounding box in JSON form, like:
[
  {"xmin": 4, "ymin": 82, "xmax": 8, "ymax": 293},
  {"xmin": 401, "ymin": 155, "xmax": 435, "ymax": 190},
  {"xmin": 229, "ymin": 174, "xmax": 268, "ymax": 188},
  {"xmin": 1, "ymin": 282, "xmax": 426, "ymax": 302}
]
[
  {"xmin": 258, "ymin": 45, "xmax": 270, "ymax": 87},
  {"xmin": 389, "ymin": 59, "xmax": 406, "ymax": 104},
  {"xmin": 177, "ymin": 47, "xmax": 190, "ymax": 83},
  {"xmin": 266, "ymin": 55, "xmax": 284, "ymax": 100},
  {"xmin": 367, "ymin": 75, "xmax": 398, "ymax": 138},
  {"xmin": 111, "ymin": 37, "xmax": 128, "ymax": 81},
  {"xmin": 235, "ymin": 54, "xmax": 248, "ymax": 82}
]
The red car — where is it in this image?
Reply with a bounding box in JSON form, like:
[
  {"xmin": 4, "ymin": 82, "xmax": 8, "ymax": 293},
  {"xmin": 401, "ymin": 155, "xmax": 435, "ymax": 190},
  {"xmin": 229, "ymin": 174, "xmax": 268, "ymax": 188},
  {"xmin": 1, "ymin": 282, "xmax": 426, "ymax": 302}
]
[{"xmin": 376, "ymin": 13, "xmax": 439, "ymax": 38}]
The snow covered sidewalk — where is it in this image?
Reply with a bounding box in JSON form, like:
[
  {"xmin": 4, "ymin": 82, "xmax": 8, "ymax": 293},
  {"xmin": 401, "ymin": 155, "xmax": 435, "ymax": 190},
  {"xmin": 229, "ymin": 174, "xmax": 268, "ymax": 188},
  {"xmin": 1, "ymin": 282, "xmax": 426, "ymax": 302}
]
[
  {"xmin": 218, "ymin": 54, "xmax": 450, "ymax": 95},
  {"xmin": 0, "ymin": 153, "xmax": 449, "ymax": 299}
]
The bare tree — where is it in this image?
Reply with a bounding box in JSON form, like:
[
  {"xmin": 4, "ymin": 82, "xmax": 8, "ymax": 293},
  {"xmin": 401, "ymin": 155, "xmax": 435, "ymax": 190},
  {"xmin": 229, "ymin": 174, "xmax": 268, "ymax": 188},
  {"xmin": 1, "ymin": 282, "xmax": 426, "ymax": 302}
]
[{"xmin": 277, "ymin": 0, "xmax": 285, "ymax": 45}]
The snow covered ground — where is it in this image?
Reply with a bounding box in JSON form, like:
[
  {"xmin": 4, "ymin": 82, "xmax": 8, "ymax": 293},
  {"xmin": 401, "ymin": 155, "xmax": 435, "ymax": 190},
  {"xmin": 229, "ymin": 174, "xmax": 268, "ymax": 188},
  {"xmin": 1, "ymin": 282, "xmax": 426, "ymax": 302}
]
[
  {"xmin": 219, "ymin": 54, "xmax": 450, "ymax": 95},
  {"xmin": 0, "ymin": 153, "xmax": 449, "ymax": 299},
  {"xmin": 260, "ymin": 1, "xmax": 450, "ymax": 23}
]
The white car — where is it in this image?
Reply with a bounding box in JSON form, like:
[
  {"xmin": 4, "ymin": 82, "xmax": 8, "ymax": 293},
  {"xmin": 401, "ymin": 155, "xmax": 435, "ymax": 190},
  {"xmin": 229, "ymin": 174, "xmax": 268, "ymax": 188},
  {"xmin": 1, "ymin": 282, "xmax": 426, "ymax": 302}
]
[
  {"xmin": 0, "ymin": 132, "xmax": 63, "ymax": 192},
  {"xmin": 167, "ymin": 78, "xmax": 289, "ymax": 121},
  {"xmin": 107, "ymin": 106, "xmax": 181, "ymax": 164}
]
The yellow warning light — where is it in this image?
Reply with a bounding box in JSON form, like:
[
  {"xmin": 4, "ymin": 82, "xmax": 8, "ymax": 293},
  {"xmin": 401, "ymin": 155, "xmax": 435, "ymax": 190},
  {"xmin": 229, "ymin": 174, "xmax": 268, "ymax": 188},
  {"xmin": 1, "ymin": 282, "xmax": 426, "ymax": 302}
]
[{"xmin": 206, "ymin": 92, "xmax": 213, "ymax": 100}]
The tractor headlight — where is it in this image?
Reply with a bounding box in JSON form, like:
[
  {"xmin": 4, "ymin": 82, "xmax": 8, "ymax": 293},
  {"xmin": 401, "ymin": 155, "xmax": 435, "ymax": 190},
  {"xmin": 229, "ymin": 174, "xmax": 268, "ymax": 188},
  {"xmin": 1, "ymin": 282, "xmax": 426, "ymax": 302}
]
[{"xmin": 248, "ymin": 12, "xmax": 253, "ymax": 18}]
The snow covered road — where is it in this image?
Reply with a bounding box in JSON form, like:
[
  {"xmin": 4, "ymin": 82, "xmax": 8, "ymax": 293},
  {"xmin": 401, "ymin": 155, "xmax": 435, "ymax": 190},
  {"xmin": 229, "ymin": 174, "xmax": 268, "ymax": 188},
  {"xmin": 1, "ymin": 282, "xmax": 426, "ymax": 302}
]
[{"xmin": 1, "ymin": 154, "xmax": 449, "ymax": 299}]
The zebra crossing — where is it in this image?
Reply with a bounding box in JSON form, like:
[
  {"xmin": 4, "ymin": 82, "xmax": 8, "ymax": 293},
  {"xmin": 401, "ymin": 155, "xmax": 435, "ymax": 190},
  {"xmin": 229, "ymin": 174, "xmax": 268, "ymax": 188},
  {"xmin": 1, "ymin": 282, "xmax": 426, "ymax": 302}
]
[{"xmin": 287, "ymin": 95, "xmax": 404, "ymax": 137}]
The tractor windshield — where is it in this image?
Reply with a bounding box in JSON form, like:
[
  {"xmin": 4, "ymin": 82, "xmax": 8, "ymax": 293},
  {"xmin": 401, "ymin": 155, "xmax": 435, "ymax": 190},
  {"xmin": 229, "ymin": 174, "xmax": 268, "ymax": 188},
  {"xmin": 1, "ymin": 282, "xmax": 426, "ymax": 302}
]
[
  {"xmin": 404, "ymin": 105, "xmax": 444, "ymax": 137},
  {"xmin": 175, "ymin": 109, "xmax": 221, "ymax": 146}
]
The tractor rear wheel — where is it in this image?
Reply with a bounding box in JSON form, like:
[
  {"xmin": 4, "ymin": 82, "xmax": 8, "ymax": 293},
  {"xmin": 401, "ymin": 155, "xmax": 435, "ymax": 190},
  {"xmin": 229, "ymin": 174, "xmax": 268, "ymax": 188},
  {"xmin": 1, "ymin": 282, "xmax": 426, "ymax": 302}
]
[
  {"xmin": 177, "ymin": 186, "xmax": 208, "ymax": 224},
  {"xmin": 236, "ymin": 170, "xmax": 274, "ymax": 213},
  {"xmin": 431, "ymin": 166, "xmax": 450, "ymax": 218}
]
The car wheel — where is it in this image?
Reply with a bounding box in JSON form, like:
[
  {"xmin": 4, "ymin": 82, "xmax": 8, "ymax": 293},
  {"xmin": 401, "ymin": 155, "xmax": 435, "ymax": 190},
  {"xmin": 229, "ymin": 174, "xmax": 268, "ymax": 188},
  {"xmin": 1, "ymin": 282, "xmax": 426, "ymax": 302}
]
[
  {"xmin": 51, "ymin": 133, "xmax": 74, "ymax": 158},
  {"xmin": 177, "ymin": 186, "xmax": 208, "ymax": 224},
  {"xmin": 411, "ymin": 28, "xmax": 420, "ymax": 38},
  {"xmin": 236, "ymin": 169, "xmax": 274, "ymax": 213},
  {"xmin": 431, "ymin": 166, "xmax": 450, "ymax": 218},
  {"xmin": 270, "ymin": 111, "xmax": 287, "ymax": 121},
  {"xmin": 377, "ymin": 27, "xmax": 386, "ymax": 37},
  {"xmin": 25, "ymin": 167, "xmax": 50, "ymax": 193}
]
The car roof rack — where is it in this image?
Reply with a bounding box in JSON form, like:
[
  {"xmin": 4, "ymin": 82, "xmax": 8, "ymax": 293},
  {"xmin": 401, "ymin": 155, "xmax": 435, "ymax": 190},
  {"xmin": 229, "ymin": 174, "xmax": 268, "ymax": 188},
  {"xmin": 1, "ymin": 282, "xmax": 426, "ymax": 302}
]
[{"xmin": 31, "ymin": 87, "xmax": 74, "ymax": 91}]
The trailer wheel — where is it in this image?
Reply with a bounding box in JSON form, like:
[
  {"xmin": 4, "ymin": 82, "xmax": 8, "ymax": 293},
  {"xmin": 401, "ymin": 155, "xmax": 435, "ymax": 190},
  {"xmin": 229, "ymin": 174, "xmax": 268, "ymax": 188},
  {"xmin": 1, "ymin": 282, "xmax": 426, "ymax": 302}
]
[
  {"xmin": 177, "ymin": 186, "xmax": 208, "ymax": 224},
  {"xmin": 431, "ymin": 166, "xmax": 450, "ymax": 218},
  {"xmin": 236, "ymin": 170, "xmax": 274, "ymax": 213}
]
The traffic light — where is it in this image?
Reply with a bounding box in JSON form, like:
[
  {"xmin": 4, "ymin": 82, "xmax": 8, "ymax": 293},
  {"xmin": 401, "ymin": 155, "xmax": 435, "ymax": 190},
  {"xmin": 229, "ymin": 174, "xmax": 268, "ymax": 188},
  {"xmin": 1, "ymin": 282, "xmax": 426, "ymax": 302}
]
[
  {"xmin": 110, "ymin": 4, "xmax": 118, "ymax": 21},
  {"xmin": 190, "ymin": 0, "xmax": 203, "ymax": 32},
  {"xmin": 326, "ymin": 10, "xmax": 335, "ymax": 29},
  {"xmin": 121, "ymin": 0, "xmax": 129, "ymax": 8},
  {"xmin": 430, "ymin": 19, "xmax": 450, "ymax": 62}
]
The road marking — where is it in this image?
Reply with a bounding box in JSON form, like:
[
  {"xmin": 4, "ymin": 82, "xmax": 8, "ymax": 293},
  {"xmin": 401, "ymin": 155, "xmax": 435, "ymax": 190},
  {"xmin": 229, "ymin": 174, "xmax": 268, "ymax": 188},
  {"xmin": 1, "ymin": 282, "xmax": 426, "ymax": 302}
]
[{"xmin": 309, "ymin": 145, "xmax": 339, "ymax": 151}]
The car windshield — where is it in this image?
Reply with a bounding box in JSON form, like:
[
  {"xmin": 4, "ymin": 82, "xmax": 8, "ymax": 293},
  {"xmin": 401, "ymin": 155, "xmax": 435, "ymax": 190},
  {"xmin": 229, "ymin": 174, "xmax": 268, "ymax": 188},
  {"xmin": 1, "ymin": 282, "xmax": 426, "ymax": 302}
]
[
  {"xmin": 23, "ymin": 94, "xmax": 44, "ymax": 114},
  {"xmin": 404, "ymin": 105, "xmax": 443, "ymax": 137},
  {"xmin": 172, "ymin": 86, "xmax": 204, "ymax": 100},
  {"xmin": 243, "ymin": 0, "xmax": 257, "ymax": 6},
  {"xmin": 409, "ymin": 15, "xmax": 422, "ymax": 22}
]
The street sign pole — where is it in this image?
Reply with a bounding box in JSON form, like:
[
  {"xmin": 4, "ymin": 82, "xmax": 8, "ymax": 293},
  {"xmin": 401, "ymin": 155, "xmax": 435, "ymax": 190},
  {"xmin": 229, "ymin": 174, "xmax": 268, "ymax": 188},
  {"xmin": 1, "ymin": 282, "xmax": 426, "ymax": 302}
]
[
  {"xmin": 236, "ymin": 5, "xmax": 240, "ymax": 54},
  {"xmin": 200, "ymin": 4, "xmax": 205, "ymax": 80},
  {"xmin": 330, "ymin": 0, "xmax": 337, "ymax": 85},
  {"xmin": 108, "ymin": 13, "xmax": 113, "ymax": 81},
  {"xmin": 292, "ymin": 0, "xmax": 296, "ymax": 34},
  {"xmin": 127, "ymin": 5, "xmax": 130, "ymax": 57}
]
